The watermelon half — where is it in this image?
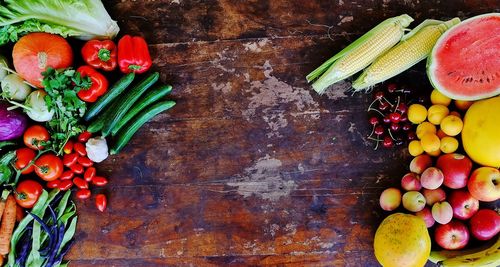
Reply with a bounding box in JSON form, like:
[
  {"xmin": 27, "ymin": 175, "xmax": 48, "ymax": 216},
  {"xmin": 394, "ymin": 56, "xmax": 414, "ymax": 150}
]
[{"xmin": 427, "ymin": 13, "xmax": 500, "ymax": 101}]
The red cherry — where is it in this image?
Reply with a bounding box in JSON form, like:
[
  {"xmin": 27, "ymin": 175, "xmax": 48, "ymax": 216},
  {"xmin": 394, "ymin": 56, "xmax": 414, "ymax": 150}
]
[
  {"xmin": 397, "ymin": 103, "xmax": 408, "ymax": 114},
  {"xmin": 389, "ymin": 112, "xmax": 401, "ymax": 123},
  {"xmin": 395, "ymin": 137, "xmax": 404, "ymax": 146},
  {"xmin": 390, "ymin": 123, "xmax": 400, "ymax": 132},
  {"xmin": 402, "ymin": 123, "xmax": 412, "ymax": 131},
  {"xmin": 400, "ymin": 113, "xmax": 408, "ymax": 122},
  {"xmin": 374, "ymin": 125, "xmax": 384, "ymax": 135},
  {"xmin": 407, "ymin": 131, "xmax": 417, "ymax": 141},
  {"xmin": 383, "ymin": 115, "xmax": 391, "ymax": 124},
  {"xmin": 379, "ymin": 101, "xmax": 390, "ymax": 111},
  {"xmin": 383, "ymin": 136, "xmax": 394, "ymax": 148},
  {"xmin": 374, "ymin": 91, "xmax": 385, "ymax": 100},
  {"xmin": 387, "ymin": 83, "xmax": 397, "ymax": 93},
  {"xmin": 369, "ymin": 116, "xmax": 379, "ymax": 126}
]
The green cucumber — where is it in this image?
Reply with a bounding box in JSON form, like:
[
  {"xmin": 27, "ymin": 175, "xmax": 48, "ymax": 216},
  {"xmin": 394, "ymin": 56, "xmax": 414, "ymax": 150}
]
[
  {"xmin": 101, "ymin": 72, "xmax": 159, "ymax": 137},
  {"xmin": 111, "ymin": 84, "xmax": 172, "ymax": 136},
  {"xmin": 110, "ymin": 100, "xmax": 176, "ymax": 154},
  {"xmin": 84, "ymin": 73, "xmax": 135, "ymax": 122}
]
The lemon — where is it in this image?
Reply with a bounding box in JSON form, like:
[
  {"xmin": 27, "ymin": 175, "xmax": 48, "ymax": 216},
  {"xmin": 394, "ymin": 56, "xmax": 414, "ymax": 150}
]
[
  {"xmin": 408, "ymin": 140, "xmax": 424, "ymax": 156},
  {"xmin": 420, "ymin": 133, "xmax": 440, "ymax": 153},
  {"xmin": 431, "ymin": 89, "xmax": 451, "ymax": 106},
  {"xmin": 462, "ymin": 96, "xmax": 500, "ymax": 167},
  {"xmin": 416, "ymin": 122, "xmax": 436, "ymax": 139},
  {"xmin": 427, "ymin": 104, "xmax": 449, "ymax": 125},
  {"xmin": 408, "ymin": 104, "xmax": 427, "ymax": 124},
  {"xmin": 440, "ymin": 115, "xmax": 463, "ymax": 136},
  {"xmin": 374, "ymin": 213, "xmax": 431, "ymax": 267},
  {"xmin": 440, "ymin": 136, "xmax": 459, "ymax": 154}
]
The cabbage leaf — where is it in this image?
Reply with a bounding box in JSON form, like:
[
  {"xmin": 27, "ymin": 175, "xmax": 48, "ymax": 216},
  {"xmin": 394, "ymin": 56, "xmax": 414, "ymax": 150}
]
[{"xmin": 0, "ymin": 0, "xmax": 119, "ymax": 43}]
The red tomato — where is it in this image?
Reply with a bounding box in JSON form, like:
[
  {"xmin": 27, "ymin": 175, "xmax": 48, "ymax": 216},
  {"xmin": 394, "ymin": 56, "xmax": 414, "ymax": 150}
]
[
  {"xmin": 92, "ymin": 176, "xmax": 108, "ymax": 187},
  {"xmin": 73, "ymin": 177, "xmax": 88, "ymax": 189},
  {"xmin": 95, "ymin": 194, "xmax": 107, "ymax": 212},
  {"xmin": 77, "ymin": 156, "xmax": 93, "ymax": 167},
  {"xmin": 58, "ymin": 180, "xmax": 73, "ymax": 191},
  {"xmin": 34, "ymin": 153, "xmax": 63, "ymax": 181},
  {"xmin": 15, "ymin": 180, "xmax": 43, "ymax": 208},
  {"xmin": 62, "ymin": 153, "xmax": 78, "ymax": 167},
  {"xmin": 14, "ymin": 148, "xmax": 36, "ymax": 174},
  {"xmin": 70, "ymin": 163, "xmax": 84, "ymax": 174},
  {"xmin": 73, "ymin": 142, "xmax": 87, "ymax": 156},
  {"xmin": 60, "ymin": 170, "xmax": 74, "ymax": 180},
  {"xmin": 46, "ymin": 179, "xmax": 61, "ymax": 189},
  {"xmin": 23, "ymin": 125, "xmax": 50, "ymax": 150},
  {"xmin": 75, "ymin": 189, "xmax": 91, "ymax": 200},
  {"xmin": 63, "ymin": 140, "xmax": 74, "ymax": 154},
  {"xmin": 78, "ymin": 131, "xmax": 92, "ymax": 143},
  {"xmin": 83, "ymin": 167, "xmax": 96, "ymax": 182}
]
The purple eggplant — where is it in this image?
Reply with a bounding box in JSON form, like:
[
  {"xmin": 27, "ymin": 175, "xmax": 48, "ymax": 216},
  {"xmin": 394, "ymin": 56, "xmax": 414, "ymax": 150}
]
[{"xmin": 0, "ymin": 101, "xmax": 27, "ymax": 141}]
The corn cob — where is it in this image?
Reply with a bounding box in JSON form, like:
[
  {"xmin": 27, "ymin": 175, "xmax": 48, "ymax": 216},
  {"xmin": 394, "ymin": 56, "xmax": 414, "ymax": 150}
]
[
  {"xmin": 352, "ymin": 18, "xmax": 460, "ymax": 91},
  {"xmin": 307, "ymin": 14, "xmax": 414, "ymax": 94}
]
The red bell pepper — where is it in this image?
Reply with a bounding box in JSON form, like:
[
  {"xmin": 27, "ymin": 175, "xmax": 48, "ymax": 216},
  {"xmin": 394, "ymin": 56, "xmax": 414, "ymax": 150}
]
[
  {"xmin": 77, "ymin": 66, "xmax": 108, "ymax": 103},
  {"xmin": 81, "ymin": 40, "xmax": 117, "ymax": 71},
  {"xmin": 117, "ymin": 35, "xmax": 152, "ymax": 74}
]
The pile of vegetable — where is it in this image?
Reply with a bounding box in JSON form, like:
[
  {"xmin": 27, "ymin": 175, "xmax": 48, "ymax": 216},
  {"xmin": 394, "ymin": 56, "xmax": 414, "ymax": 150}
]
[{"xmin": 0, "ymin": 0, "xmax": 176, "ymax": 265}]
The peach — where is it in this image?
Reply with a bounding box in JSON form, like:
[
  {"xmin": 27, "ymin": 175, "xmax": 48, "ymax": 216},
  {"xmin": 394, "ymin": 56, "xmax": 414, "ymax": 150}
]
[
  {"xmin": 409, "ymin": 154, "xmax": 433, "ymax": 174},
  {"xmin": 415, "ymin": 207, "xmax": 435, "ymax": 228},
  {"xmin": 420, "ymin": 167, "xmax": 444, "ymax": 189},
  {"xmin": 379, "ymin": 188, "xmax": 401, "ymax": 211},
  {"xmin": 432, "ymin": 201, "xmax": 453, "ymax": 225},
  {"xmin": 422, "ymin": 188, "xmax": 446, "ymax": 206},
  {"xmin": 401, "ymin": 173, "xmax": 422, "ymax": 191},
  {"xmin": 402, "ymin": 191, "xmax": 426, "ymax": 212}
]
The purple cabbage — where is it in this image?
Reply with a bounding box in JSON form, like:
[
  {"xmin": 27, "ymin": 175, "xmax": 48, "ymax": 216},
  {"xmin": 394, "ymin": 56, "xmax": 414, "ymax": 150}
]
[{"xmin": 0, "ymin": 101, "xmax": 27, "ymax": 141}]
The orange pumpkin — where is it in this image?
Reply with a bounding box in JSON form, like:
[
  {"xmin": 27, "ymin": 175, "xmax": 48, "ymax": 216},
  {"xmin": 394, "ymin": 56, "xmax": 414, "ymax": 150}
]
[{"xmin": 13, "ymin": 33, "xmax": 73, "ymax": 88}]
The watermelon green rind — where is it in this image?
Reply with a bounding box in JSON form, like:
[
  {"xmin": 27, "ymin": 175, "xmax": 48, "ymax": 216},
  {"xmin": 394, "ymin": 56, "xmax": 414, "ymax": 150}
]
[{"xmin": 427, "ymin": 13, "xmax": 500, "ymax": 101}]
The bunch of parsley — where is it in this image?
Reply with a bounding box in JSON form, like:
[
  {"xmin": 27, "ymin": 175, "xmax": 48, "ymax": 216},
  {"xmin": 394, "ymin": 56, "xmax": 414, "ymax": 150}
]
[{"xmin": 41, "ymin": 68, "xmax": 90, "ymax": 154}]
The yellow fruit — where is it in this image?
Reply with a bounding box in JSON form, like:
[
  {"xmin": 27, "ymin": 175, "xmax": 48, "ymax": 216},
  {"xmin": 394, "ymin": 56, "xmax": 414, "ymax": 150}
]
[
  {"xmin": 416, "ymin": 122, "xmax": 436, "ymax": 139},
  {"xmin": 420, "ymin": 133, "xmax": 440, "ymax": 153},
  {"xmin": 455, "ymin": 100, "xmax": 474, "ymax": 111},
  {"xmin": 436, "ymin": 129, "xmax": 448, "ymax": 139},
  {"xmin": 440, "ymin": 136, "xmax": 459, "ymax": 153},
  {"xmin": 449, "ymin": 111, "xmax": 461, "ymax": 118},
  {"xmin": 374, "ymin": 213, "xmax": 431, "ymax": 267},
  {"xmin": 427, "ymin": 148, "xmax": 441, "ymax": 157},
  {"xmin": 408, "ymin": 140, "xmax": 424, "ymax": 156},
  {"xmin": 462, "ymin": 96, "xmax": 500, "ymax": 167},
  {"xmin": 440, "ymin": 115, "xmax": 463, "ymax": 136},
  {"xmin": 427, "ymin": 104, "xmax": 449, "ymax": 125},
  {"xmin": 431, "ymin": 89, "xmax": 451, "ymax": 106},
  {"xmin": 408, "ymin": 104, "xmax": 427, "ymax": 124}
]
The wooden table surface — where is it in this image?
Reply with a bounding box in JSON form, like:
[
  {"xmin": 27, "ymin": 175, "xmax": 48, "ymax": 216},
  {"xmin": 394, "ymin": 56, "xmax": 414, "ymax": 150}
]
[{"xmin": 66, "ymin": 1, "xmax": 498, "ymax": 266}]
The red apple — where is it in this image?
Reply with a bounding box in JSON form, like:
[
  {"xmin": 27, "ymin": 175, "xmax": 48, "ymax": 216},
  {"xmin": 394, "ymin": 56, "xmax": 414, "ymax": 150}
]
[
  {"xmin": 409, "ymin": 154, "xmax": 433, "ymax": 174},
  {"xmin": 432, "ymin": 201, "xmax": 453, "ymax": 225},
  {"xmin": 468, "ymin": 167, "xmax": 500, "ymax": 202},
  {"xmin": 422, "ymin": 188, "xmax": 446, "ymax": 206},
  {"xmin": 448, "ymin": 190, "xmax": 479, "ymax": 220},
  {"xmin": 436, "ymin": 153, "xmax": 472, "ymax": 189},
  {"xmin": 401, "ymin": 173, "xmax": 421, "ymax": 191},
  {"xmin": 469, "ymin": 209, "xmax": 500, "ymax": 241},
  {"xmin": 415, "ymin": 207, "xmax": 435, "ymax": 228},
  {"xmin": 434, "ymin": 220, "xmax": 470, "ymax": 250}
]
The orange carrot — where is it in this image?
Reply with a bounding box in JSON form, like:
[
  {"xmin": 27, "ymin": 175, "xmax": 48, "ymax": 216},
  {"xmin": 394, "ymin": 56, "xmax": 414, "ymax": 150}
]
[
  {"xmin": 0, "ymin": 195, "xmax": 16, "ymax": 254},
  {"xmin": 15, "ymin": 204, "xmax": 25, "ymax": 222},
  {"xmin": 0, "ymin": 198, "xmax": 5, "ymax": 223},
  {"xmin": 0, "ymin": 254, "xmax": 4, "ymax": 265}
]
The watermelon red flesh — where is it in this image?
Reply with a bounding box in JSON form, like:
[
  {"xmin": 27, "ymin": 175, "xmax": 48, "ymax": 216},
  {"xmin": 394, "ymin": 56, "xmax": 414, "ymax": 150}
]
[{"xmin": 427, "ymin": 13, "xmax": 500, "ymax": 101}]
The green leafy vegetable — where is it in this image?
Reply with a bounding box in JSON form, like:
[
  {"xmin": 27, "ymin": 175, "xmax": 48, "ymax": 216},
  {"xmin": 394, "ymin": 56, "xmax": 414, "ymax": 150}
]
[
  {"xmin": 0, "ymin": 0, "xmax": 119, "ymax": 45},
  {"xmin": 41, "ymin": 68, "xmax": 89, "ymax": 154}
]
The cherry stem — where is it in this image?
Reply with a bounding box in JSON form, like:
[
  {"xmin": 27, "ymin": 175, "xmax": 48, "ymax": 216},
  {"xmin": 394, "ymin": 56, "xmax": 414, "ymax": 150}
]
[
  {"xmin": 393, "ymin": 96, "xmax": 401, "ymax": 113},
  {"xmin": 388, "ymin": 128, "xmax": 396, "ymax": 140},
  {"xmin": 367, "ymin": 107, "xmax": 385, "ymax": 117}
]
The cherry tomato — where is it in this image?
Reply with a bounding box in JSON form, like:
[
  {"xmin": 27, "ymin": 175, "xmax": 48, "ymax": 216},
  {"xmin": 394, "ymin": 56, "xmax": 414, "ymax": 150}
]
[
  {"xmin": 78, "ymin": 131, "xmax": 92, "ymax": 143},
  {"xmin": 60, "ymin": 170, "xmax": 74, "ymax": 180},
  {"xmin": 63, "ymin": 140, "xmax": 74, "ymax": 154},
  {"xmin": 84, "ymin": 167, "xmax": 96, "ymax": 182},
  {"xmin": 15, "ymin": 180, "xmax": 43, "ymax": 208},
  {"xmin": 23, "ymin": 125, "xmax": 50, "ymax": 150},
  {"xmin": 73, "ymin": 177, "xmax": 88, "ymax": 189},
  {"xmin": 14, "ymin": 148, "xmax": 36, "ymax": 174},
  {"xmin": 73, "ymin": 142, "xmax": 87, "ymax": 156},
  {"xmin": 95, "ymin": 194, "xmax": 107, "ymax": 212},
  {"xmin": 70, "ymin": 163, "xmax": 84, "ymax": 174},
  {"xmin": 75, "ymin": 189, "xmax": 91, "ymax": 200},
  {"xmin": 58, "ymin": 180, "xmax": 73, "ymax": 191},
  {"xmin": 63, "ymin": 153, "xmax": 78, "ymax": 167},
  {"xmin": 77, "ymin": 156, "xmax": 93, "ymax": 167},
  {"xmin": 46, "ymin": 179, "xmax": 61, "ymax": 189},
  {"xmin": 34, "ymin": 153, "xmax": 63, "ymax": 181},
  {"xmin": 92, "ymin": 176, "xmax": 108, "ymax": 187}
]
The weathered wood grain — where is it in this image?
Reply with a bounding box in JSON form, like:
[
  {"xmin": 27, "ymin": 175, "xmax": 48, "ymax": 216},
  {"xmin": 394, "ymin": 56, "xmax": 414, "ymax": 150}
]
[{"xmin": 66, "ymin": 1, "xmax": 500, "ymax": 266}]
